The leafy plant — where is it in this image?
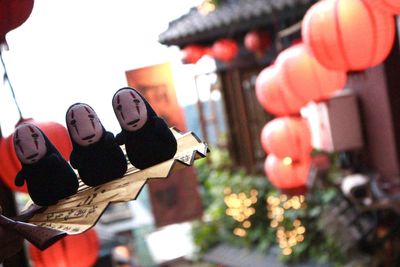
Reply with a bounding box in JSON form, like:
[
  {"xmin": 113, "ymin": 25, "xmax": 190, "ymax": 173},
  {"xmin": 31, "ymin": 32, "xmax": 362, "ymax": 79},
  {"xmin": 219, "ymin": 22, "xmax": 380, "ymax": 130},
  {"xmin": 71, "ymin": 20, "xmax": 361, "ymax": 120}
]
[
  {"xmin": 192, "ymin": 147, "xmax": 346, "ymax": 266},
  {"xmin": 193, "ymin": 148, "xmax": 276, "ymax": 253}
]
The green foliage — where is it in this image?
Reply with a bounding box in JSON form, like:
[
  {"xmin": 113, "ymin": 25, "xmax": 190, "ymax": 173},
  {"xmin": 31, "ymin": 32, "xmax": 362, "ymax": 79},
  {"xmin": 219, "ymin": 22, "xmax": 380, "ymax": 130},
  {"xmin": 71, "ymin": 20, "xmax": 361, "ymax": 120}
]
[
  {"xmin": 192, "ymin": 147, "xmax": 346, "ymax": 265},
  {"xmin": 193, "ymin": 148, "xmax": 277, "ymax": 253},
  {"xmin": 276, "ymin": 186, "xmax": 346, "ymax": 266}
]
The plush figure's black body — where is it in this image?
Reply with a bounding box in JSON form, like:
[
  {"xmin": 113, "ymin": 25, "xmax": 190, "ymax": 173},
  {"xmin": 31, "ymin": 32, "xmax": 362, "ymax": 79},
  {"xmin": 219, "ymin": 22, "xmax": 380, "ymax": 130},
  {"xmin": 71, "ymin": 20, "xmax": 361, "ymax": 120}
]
[
  {"xmin": 66, "ymin": 103, "xmax": 127, "ymax": 186},
  {"xmin": 13, "ymin": 123, "xmax": 79, "ymax": 206},
  {"xmin": 112, "ymin": 87, "xmax": 177, "ymax": 169}
]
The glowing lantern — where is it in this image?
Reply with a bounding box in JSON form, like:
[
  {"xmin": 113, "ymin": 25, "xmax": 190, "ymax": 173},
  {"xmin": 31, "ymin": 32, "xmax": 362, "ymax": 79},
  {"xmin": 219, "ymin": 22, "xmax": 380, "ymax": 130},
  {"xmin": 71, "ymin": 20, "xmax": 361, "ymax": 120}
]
[
  {"xmin": 260, "ymin": 116, "xmax": 312, "ymax": 161},
  {"xmin": 211, "ymin": 38, "xmax": 239, "ymax": 62},
  {"xmin": 365, "ymin": 0, "xmax": 400, "ymax": 14},
  {"xmin": 0, "ymin": 0, "xmax": 34, "ymax": 45},
  {"xmin": 0, "ymin": 119, "xmax": 72, "ymax": 192},
  {"xmin": 29, "ymin": 228, "xmax": 99, "ymax": 267},
  {"xmin": 276, "ymin": 43, "xmax": 347, "ymax": 102},
  {"xmin": 264, "ymin": 154, "xmax": 311, "ymax": 195},
  {"xmin": 204, "ymin": 47, "xmax": 213, "ymax": 56},
  {"xmin": 244, "ymin": 30, "xmax": 271, "ymax": 57},
  {"xmin": 255, "ymin": 64, "xmax": 306, "ymax": 116},
  {"xmin": 182, "ymin": 45, "xmax": 207, "ymax": 64},
  {"xmin": 302, "ymin": 0, "xmax": 396, "ymax": 71}
]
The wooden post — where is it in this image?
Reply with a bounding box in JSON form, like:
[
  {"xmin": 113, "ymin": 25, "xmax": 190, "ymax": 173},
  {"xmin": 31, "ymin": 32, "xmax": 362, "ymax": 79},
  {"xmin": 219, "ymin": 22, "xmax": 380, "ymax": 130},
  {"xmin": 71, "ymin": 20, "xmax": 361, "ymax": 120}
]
[
  {"xmin": 194, "ymin": 75, "xmax": 209, "ymax": 146},
  {"xmin": 347, "ymin": 21, "xmax": 400, "ymax": 183},
  {"xmin": 382, "ymin": 20, "xmax": 400, "ymax": 182}
]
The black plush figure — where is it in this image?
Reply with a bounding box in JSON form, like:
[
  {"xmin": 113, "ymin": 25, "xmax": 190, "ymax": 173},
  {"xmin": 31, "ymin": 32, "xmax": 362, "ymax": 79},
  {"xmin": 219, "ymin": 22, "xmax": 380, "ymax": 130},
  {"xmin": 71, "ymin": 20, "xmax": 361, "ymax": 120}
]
[
  {"xmin": 66, "ymin": 103, "xmax": 127, "ymax": 186},
  {"xmin": 112, "ymin": 87, "xmax": 177, "ymax": 169},
  {"xmin": 13, "ymin": 123, "xmax": 79, "ymax": 206}
]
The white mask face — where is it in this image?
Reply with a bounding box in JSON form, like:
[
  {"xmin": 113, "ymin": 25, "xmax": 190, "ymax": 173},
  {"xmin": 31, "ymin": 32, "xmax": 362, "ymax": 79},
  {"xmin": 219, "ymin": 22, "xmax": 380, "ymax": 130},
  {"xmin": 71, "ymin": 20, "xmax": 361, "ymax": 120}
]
[
  {"xmin": 112, "ymin": 88, "xmax": 148, "ymax": 131},
  {"xmin": 14, "ymin": 124, "xmax": 47, "ymax": 164},
  {"xmin": 66, "ymin": 103, "xmax": 103, "ymax": 146}
]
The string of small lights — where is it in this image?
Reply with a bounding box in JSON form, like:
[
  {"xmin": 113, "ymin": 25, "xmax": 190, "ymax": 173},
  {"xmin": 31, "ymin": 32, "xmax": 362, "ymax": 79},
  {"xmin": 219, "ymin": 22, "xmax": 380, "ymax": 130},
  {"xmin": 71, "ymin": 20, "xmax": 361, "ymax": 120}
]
[
  {"xmin": 223, "ymin": 187, "xmax": 258, "ymax": 237},
  {"xmin": 197, "ymin": 0, "xmax": 218, "ymax": 15},
  {"xmin": 267, "ymin": 194, "xmax": 306, "ymax": 256},
  {"xmin": 222, "ymin": 186, "xmax": 307, "ymax": 256}
]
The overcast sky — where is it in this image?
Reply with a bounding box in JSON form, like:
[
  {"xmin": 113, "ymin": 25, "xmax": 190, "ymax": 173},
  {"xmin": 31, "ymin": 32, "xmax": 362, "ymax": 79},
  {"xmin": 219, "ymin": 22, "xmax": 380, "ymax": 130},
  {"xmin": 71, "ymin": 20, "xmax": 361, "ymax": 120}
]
[{"xmin": 1, "ymin": 0, "xmax": 202, "ymax": 136}]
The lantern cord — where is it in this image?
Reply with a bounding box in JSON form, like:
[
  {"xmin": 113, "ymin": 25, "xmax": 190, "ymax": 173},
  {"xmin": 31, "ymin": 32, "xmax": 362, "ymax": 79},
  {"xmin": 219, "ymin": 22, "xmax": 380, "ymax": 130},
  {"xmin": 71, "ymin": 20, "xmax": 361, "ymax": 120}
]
[
  {"xmin": 0, "ymin": 51, "xmax": 23, "ymax": 121},
  {"xmin": 277, "ymin": 21, "xmax": 302, "ymax": 39}
]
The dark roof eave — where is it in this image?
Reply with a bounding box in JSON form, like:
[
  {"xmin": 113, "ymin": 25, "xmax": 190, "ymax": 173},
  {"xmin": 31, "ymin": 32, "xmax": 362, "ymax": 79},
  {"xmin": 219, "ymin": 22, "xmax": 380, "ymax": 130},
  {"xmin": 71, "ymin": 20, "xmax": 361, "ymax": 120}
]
[
  {"xmin": 159, "ymin": 16, "xmax": 274, "ymax": 47},
  {"xmin": 158, "ymin": 5, "xmax": 310, "ymax": 48}
]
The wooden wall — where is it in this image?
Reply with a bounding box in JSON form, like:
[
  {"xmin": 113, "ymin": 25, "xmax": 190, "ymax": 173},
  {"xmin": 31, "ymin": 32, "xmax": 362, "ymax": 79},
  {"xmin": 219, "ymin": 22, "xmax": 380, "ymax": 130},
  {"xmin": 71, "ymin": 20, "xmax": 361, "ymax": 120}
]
[{"xmin": 347, "ymin": 21, "xmax": 400, "ymax": 182}]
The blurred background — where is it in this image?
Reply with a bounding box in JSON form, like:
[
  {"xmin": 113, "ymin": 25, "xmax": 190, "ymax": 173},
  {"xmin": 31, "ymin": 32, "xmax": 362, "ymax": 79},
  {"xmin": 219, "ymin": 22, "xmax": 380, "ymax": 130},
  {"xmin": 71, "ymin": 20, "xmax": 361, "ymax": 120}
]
[{"xmin": 1, "ymin": 0, "xmax": 400, "ymax": 266}]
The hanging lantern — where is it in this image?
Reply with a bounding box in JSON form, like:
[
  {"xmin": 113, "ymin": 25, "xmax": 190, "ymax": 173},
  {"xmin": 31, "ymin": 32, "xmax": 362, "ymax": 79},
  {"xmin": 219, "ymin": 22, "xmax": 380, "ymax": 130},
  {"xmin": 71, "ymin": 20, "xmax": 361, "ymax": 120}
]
[
  {"xmin": 291, "ymin": 39, "xmax": 302, "ymax": 46},
  {"xmin": 244, "ymin": 30, "xmax": 271, "ymax": 57},
  {"xmin": 204, "ymin": 47, "xmax": 213, "ymax": 56},
  {"xmin": 211, "ymin": 38, "xmax": 239, "ymax": 62},
  {"xmin": 255, "ymin": 64, "xmax": 306, "ymax": 116},
  {"xmin": 181, "ymin": 45, "xmax": 207, "ymax": 64},
  {"xmin": 0, "ymin": 118, "xmax": 72, "ymax": 192},
  {"xmin": 276, "ymin": 43, "xmax": 347, "ymax": 103},
  {"xmin": 29, "ymin": 228, "xmax": 99, "ymax": 267},
  {"xmin": 364, "ymin": 0, "xmax": 400, "ymax": 14},
  {"xmin": 264, "ymin": 154, "xmax": 311, "ymax": 195},
  {"xmin": 260, "ymin": 116, "xmax": 312, "ymax": 161},
  {"xmin": 302, "ymin": 0, "xmax": 396, "ymax": 71},
  {"xmin": 0, "ymin": 0, "xmax": 34, "ymax": 45}
]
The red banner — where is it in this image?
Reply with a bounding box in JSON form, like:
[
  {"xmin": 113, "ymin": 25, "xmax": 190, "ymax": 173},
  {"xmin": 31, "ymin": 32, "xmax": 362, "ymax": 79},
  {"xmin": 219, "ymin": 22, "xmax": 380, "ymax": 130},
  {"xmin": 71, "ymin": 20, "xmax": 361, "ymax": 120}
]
[{"xmin": 125, "ymin": 62, "xmax": 203, "ymax": 227}]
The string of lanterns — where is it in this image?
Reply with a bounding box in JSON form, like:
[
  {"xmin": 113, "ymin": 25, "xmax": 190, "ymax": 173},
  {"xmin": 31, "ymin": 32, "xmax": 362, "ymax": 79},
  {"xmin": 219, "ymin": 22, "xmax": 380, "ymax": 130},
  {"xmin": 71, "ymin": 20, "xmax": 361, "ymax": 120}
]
[
  {"xmin": 184, "ymin": 0, "xmax": 400, "ymax": 68},
  {"xmin": 182, "ymin": 38, "xmax": 240, "ymax": 64},
  {"xmin": 256, "ymin": 0, "xmax": 398, "ymax": 194},
  {"xmin": 257, "ymin": 42, "xmax": 346, "ymax": 194},
  {"xmin": 257, "ymin": 0, "xmax": 399, "ymax": 254},
  {"xmin": 181, "ymin": 30, "xmax": 271, "ymax": 64}
]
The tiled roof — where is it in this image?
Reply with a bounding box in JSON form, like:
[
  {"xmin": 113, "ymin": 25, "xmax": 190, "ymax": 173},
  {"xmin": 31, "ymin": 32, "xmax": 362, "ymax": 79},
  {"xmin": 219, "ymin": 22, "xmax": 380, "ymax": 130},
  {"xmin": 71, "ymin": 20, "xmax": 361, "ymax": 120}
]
[{"xmin": 159, "ymin": 0, "xmax": 315, "ymax": 47}]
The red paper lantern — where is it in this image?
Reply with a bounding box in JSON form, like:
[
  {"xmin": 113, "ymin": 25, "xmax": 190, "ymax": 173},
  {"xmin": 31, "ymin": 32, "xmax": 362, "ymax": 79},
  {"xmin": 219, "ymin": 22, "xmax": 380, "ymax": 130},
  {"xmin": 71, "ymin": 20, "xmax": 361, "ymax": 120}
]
[
  {"xmin": 204, "ymin": 47, "xmax": 213, "ymax": 56},
  {"xmin": 182, "ymin": 45, "xmax": 207, "ymax": 64},
  {"xmin": 29, "ymin": 228, "xmax": 99, "ymax": 267},
  {"xmin": 291, "ymin": 39, "xmax": 303, "ymax": 46},
  {"xmin": 264, "ymin": 154, "xmax": 311, "ymax": 194},
  {"xmin": 0, "ymin": 118, "xmax": 72, "ymax": 192},
  {"xmin": 0, "ymin": 0, "xmax": 34, "ymax": 45},
  {"xmin": 244, "ymin": 30, "xmax": 271, "ymax": 56},
  {"xmin": 276, "ymin": 43, "xmax": 347, "ymax": 102},
  {"xmin": 255, "ymin": 64, "xmax": 306, "ymax": 116},
  {"xmin": 260, "ymin": 116, "xmax": 312, "ymax": 161},
  {"xmin": 302, "ymin": 0, "xmax": 396, "ymax": 71},
  {"xmin": 365, "ymin": 0, "xmax": 400, "ymax": 14},
  {"xmin": 211, "ymin": 38, "xmax": 239, "ymax": 62}
]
